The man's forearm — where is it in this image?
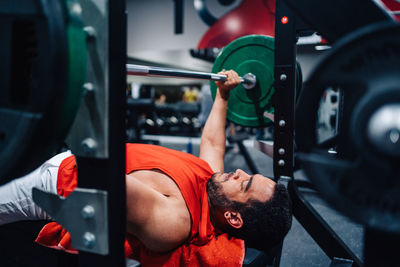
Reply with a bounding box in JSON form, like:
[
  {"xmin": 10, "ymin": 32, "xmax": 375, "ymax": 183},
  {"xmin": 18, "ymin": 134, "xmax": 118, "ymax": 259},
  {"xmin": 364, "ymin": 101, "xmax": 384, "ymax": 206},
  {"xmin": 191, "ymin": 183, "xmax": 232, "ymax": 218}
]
[
  {"xmin": 199, "ymin": 70, "xmax": 240, "ymax": 172},
  {"xmin": 201, "ymin": 90, "xmax": 228, "ymax": 152}
]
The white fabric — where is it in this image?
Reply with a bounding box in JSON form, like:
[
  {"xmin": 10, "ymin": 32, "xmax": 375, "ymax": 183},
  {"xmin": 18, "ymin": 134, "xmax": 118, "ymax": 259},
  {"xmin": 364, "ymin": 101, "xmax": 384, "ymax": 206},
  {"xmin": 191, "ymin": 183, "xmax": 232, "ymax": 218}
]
[{"xmin": 0, "ymin": 151, "xmax": 72, "ymax": 226}]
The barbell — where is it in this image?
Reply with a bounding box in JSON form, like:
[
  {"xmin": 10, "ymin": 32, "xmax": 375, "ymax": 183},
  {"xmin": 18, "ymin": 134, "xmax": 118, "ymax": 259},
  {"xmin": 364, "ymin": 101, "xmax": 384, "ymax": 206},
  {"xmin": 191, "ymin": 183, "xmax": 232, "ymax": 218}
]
[
  {"xmin": 127, "ymin": 35, "xmax": 302, "ymax": 127},
  {"xmin": 127, "ymin": 35, "xmax": 276, "ymax": 127},
  {"xmin": 126, "ymin": 64, "xmax": 258, "ymax": 90}
]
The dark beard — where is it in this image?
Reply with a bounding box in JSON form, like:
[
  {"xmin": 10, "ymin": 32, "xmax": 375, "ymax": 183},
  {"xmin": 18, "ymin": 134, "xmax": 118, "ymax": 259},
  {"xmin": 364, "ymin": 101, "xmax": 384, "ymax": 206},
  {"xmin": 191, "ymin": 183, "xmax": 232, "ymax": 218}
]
[
  {"xmin": 207, "ymin": 174, "xmax": 231, "ymax": 209},
  {"xmin": 207, "ymin": 174, "xmax": 238, "ymax": 235}
]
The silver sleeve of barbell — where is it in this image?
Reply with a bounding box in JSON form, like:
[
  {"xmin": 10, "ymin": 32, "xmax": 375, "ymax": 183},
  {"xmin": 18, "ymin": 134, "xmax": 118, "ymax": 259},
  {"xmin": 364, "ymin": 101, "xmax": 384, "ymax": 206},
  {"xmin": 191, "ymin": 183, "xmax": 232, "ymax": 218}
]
[
  {"xmin": 210, "ymin": 73, "xmax": 227, "ymax": 81},
  {"xmin": 127, "ymin": 64, "xmax": 229, "ymax": 82},
  {"xmin": 126, "ymin": 64, "xmax": 150, "ymax": 74}
]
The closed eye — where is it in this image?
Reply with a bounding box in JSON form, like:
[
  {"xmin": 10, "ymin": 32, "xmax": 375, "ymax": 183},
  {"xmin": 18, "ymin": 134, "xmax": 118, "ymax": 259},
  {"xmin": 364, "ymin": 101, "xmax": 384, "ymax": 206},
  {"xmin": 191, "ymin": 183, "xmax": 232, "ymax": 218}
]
[
  {"xmin": 244, "ymin": 176, "xmax": 254, "ymax": 192},
  {"xmin": 240, "ymin": 180, "xmax": 245, "ymax": 191},
  {"xmin": 240, "ymin": 177, "xmax": 253, "ymax": 192}
]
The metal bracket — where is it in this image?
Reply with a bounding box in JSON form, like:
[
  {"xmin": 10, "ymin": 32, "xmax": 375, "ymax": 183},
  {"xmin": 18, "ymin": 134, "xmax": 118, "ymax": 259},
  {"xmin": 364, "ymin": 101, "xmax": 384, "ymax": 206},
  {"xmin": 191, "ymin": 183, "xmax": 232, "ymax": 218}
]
[{"xmin": 32, "ymin": 187, "xmax": 109, "ymax": 255}]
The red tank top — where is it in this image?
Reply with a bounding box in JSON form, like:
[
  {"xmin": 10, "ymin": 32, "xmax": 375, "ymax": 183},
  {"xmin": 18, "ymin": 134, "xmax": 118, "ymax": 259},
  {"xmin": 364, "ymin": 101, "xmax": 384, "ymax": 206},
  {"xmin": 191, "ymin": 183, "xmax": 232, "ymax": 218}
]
[
  {"xmin": 35, "ymin": 144, "xmax": 244, "ymax": 266},
  {"xmin": 125, "ymin": 143, "xmax": 215, "ymax": 245}
]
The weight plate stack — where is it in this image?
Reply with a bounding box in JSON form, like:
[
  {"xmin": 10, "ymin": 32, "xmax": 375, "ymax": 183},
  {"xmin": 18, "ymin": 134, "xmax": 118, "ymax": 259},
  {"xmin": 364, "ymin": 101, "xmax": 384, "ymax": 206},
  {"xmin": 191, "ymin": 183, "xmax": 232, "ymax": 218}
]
[{"xmin": 295, "ymin": 22, "xmax": 400, "ymax": 232}]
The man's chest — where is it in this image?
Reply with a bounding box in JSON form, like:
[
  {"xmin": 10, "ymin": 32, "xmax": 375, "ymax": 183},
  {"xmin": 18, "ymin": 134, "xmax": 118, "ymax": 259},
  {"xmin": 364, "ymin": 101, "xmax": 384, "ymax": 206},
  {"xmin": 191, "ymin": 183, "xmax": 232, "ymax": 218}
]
[
  {"xmin": 127, "ymin": 169, "xmax": 193, "ymax": 249},
  {"xmin": 129, "ymin": 169, "xmax": 185, "ymax": 199}
]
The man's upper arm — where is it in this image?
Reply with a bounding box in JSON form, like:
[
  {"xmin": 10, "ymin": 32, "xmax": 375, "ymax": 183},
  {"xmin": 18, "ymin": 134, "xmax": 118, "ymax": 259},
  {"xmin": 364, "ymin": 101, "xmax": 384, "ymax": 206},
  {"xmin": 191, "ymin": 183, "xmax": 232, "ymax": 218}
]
[{"xmin": 200, "ymin": 140, "xmax": 224, "ymax": 173}]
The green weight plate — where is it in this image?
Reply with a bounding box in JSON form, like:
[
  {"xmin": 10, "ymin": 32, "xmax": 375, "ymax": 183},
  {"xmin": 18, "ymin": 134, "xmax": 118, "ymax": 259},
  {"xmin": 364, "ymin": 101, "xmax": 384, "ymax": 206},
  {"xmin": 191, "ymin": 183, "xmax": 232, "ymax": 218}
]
[
  {"xmin": 56, "ymin": 0, "xmax": 87, "ymax": 139},
  {"xmin": 210, "ymin": 35, "xmax": 302, "ymax": 127},
  {"xmin": 211, "ymin": 35, "xmax": 275, "ymax": 127}
]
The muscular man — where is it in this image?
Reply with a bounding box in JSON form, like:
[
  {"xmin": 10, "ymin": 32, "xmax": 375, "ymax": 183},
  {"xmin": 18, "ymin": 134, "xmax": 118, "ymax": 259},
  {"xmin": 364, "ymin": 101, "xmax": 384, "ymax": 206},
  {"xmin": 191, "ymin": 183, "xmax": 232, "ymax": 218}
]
[{"xmin": 0, "ymin": 70, "xmax": 292, "ymax": 266}]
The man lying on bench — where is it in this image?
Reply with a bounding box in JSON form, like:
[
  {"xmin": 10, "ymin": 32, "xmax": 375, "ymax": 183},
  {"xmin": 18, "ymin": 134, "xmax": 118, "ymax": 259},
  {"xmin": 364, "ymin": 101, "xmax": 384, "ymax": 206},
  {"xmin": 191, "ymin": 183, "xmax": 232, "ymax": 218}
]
[{"xmin": 0, "ymin": 70, "xmax": 292, "ymax": 266}]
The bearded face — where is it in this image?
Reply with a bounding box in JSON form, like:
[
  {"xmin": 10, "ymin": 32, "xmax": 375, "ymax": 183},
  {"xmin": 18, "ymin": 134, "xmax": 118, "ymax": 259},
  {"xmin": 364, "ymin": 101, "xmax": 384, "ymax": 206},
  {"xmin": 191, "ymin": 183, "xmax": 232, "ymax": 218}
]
[{"xmin": 206, "ymin": 173, "xmax": 232, "ymax": 210}]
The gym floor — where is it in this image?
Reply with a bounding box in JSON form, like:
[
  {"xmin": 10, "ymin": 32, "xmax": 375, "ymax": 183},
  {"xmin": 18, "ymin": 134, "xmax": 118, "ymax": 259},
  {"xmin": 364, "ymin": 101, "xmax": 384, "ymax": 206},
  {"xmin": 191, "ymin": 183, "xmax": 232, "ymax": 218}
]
[{"xmin": 158, "ymin": 136, "xmax": 364, "ymax": 267}]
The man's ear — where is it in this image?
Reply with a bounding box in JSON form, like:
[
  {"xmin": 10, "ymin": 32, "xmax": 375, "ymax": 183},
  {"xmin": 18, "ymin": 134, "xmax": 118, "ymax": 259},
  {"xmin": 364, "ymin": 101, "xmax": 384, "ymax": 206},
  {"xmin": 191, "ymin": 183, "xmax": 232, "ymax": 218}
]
[{"xmin": 224, "ymin": 211, "xmax": 243, "ymax": 229}]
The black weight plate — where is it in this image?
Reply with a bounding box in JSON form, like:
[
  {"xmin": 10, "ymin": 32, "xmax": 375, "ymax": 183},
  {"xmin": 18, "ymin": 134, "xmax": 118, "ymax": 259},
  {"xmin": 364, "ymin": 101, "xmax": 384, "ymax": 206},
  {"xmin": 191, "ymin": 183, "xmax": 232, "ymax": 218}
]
[
  {"xmin": 296, "ymin": 22, "xmax": 400, "ymax": 232},
  {"xmin": 0, "ymin": 0, "xmax": 86, "ymax": 185}
]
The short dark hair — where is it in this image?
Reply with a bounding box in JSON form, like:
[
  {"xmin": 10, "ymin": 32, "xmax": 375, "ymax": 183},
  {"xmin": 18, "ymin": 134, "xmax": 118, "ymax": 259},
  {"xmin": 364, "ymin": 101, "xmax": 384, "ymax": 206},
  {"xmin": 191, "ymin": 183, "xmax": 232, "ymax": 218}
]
[{"xmin": 226, "ymin": 183, "xmax": 292, "ymax": 251}]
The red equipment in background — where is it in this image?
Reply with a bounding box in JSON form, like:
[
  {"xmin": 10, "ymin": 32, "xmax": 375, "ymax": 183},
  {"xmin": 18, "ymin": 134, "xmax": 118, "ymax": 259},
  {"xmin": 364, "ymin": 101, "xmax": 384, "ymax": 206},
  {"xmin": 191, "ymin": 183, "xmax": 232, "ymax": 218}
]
[
  {"xmin": 380, "ymin": 0, "xmax": 400, "ymax": 21},
  {"xmin": 197, "ymin": 0, "xmax": 275, "ymax": 49}
]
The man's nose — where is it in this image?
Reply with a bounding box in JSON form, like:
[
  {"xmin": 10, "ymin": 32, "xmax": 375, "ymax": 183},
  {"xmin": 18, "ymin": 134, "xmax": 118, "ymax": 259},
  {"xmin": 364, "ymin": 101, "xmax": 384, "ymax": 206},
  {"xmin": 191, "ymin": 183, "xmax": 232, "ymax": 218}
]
[
  {"xmin": 231, "ymin": 171, "xmax": 240, "ymax": 180},
  {"xmin": 235, "ymin": 169, "xmax": 249, "ymax": 179}
]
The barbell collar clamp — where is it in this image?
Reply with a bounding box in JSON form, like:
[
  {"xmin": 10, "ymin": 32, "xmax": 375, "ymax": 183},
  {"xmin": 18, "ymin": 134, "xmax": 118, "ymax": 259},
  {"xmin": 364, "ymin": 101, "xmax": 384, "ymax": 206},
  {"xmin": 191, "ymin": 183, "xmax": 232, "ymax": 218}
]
[{"xmin": 242, "ymin": 73, "xmax": 257, "ymax": 90}]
